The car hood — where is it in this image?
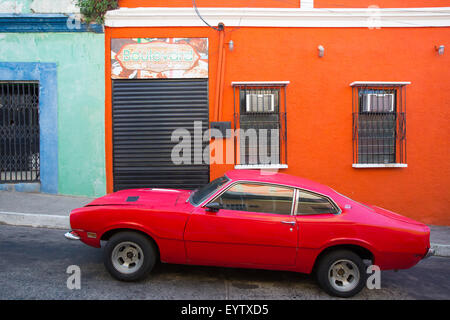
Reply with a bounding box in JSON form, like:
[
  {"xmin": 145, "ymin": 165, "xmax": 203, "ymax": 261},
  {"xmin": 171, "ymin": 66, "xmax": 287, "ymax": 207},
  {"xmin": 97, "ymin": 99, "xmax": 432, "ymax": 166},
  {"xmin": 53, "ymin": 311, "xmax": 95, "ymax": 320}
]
[{"xmin": 85, "ymin": 188, "xmax": 192, "ymax": 209}]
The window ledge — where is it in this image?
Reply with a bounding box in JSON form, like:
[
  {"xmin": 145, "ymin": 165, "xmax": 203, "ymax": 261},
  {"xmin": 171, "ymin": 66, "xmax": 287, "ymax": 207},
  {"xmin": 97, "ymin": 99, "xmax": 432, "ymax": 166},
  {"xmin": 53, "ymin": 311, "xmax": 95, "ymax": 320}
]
[
  {"xmin": 231, "ymin": 81, "xmax": 290, "ymax": 86},
  {"xmin": 349, "ymin": 81, "xmax": 411, "ymax": 87},
  {"xmin": 235, "ymin": 164, "xmax": 288, "ymax": 170},
  {"xmin": 352, "ymin": 163, "xmax": 407, "ymax": 168}
]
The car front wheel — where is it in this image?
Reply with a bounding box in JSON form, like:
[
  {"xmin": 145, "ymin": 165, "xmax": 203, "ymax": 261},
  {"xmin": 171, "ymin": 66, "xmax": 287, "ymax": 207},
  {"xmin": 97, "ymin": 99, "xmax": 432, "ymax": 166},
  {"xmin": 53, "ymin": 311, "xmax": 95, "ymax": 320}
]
[
  {"xmin": 316, "ymin": 250, "xmax": 367, "ymax": 298},
  {"xmin": 104, "ymin": 231, "xmax": 157, "ymax": 281}
]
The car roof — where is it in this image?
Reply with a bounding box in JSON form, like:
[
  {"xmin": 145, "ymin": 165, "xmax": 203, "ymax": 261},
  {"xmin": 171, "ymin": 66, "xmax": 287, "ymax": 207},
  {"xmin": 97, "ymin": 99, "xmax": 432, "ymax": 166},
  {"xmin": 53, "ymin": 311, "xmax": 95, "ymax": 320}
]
[{"xmin": 224, "ymin": 169, "xmax": 335, "ymax": 196}]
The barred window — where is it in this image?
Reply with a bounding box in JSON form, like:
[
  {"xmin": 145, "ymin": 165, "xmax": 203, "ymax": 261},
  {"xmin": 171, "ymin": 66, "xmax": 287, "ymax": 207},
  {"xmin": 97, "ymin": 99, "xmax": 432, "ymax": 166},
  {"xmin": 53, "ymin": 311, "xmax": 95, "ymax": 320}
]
[
  {"xmin": 0, "ymin": 82, "xmax": 40, "ymax": 182},
  {"xmin": 351, "ymin": 82, "xmax": 409, "ymax": 167},
  {"xmin": 232, "ymin": 82, "xmax": 288, "ymax": 168}
]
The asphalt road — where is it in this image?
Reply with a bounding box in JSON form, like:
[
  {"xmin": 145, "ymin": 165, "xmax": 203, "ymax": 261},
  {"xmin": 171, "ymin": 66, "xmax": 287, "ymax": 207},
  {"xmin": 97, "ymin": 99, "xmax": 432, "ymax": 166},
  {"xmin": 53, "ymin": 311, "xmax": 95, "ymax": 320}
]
[{"xmin": 0, "ymin": 225, "xmax": 449, "ymax": 300}]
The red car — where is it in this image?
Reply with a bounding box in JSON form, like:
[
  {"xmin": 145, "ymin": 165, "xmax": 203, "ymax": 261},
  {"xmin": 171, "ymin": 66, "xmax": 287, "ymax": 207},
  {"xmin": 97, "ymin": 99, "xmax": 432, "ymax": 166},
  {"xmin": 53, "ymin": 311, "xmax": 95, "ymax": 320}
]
[{"xmin": 65, "ymin": 170, "xmax": 432, "ymax": 297}]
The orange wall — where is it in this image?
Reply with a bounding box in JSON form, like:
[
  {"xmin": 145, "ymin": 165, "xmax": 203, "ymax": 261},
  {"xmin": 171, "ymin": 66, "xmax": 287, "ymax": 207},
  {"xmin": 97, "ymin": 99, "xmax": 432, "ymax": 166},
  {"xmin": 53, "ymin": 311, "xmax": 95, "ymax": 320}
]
[
  {"xmin": 105, "ymin": 26, "xmax": 450, "ymax": 225},
  {"xmin": 119, "ymin": 0, "xmax": 299, "ymax": 8},
  {"xmin": 119, "ymin": 0, "xmax": 450, "ymax": 8},
  {"xmin": 315, "ymin": 1, "xmax": 450, "ymax": 8}
]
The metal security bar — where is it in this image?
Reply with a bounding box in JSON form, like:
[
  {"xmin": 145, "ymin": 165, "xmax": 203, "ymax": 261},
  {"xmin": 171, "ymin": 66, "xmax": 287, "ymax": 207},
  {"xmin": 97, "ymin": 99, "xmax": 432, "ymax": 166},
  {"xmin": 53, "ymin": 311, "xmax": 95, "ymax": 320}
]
[
  {"xmin": 0, "ymin": 82, "xmax": 40, "ymax": 182},
  {"xmin": 352, "ymin": 83, "xmax": 407, "ymax": 165},
  {"xmin": 232, "ymin": 82, "xmax": 288, "ymax": 166}
]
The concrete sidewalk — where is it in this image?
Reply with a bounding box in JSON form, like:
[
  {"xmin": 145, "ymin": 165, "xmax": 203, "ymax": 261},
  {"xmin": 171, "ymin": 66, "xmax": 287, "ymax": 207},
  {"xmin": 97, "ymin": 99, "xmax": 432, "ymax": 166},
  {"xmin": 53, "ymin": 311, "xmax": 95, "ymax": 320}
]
[
  {"xmin": 0, "ymin": 190, "xmax": 449, "ymax": 257},
  {"xmin": 0, "ymin": 191, "xmax": 93, "ymax": 229}
]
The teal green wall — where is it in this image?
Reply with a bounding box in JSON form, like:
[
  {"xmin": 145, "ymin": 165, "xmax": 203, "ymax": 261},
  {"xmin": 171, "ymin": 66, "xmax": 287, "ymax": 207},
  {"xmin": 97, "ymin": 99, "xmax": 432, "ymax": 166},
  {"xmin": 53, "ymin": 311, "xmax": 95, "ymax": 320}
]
[{"xmin": 0, "ymin": 32, "xmax": 106, "ymax": 197}]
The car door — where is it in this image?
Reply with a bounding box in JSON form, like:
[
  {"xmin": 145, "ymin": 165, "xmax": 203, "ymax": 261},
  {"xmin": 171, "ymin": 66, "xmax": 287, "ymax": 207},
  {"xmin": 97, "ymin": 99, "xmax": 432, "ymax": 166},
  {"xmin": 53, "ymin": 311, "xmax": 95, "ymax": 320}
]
[
  {"xmin": 184, "ymin": 182, "xmax": 298, "ymax": 267},
  {"xmin": 294, "ymin": 189, "xmax": 343, "ymax": 249}
]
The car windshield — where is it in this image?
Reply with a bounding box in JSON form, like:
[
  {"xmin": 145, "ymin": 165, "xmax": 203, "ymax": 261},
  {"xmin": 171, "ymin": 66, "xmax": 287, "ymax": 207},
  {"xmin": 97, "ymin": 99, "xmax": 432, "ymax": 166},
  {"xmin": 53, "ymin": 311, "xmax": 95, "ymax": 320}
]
[{"xmin": 190, "ymin": 175, "xmax": 230, "ymax": 206}]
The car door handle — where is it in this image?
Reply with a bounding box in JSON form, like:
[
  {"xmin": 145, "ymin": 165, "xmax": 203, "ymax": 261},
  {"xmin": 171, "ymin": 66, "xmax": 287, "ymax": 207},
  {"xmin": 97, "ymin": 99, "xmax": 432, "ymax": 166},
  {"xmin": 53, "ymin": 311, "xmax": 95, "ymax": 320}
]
[{"xmin": 281, "ymin": 221, "xmax": 296, "ymax": 226}]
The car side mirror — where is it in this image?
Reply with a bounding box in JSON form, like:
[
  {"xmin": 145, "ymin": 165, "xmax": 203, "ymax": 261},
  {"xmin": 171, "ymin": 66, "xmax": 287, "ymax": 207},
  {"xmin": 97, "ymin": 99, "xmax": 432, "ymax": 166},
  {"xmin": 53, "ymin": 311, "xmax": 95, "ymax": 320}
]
[{"xmin": 204, "ymin": 202, "xmax": 221, "ymax": 212}]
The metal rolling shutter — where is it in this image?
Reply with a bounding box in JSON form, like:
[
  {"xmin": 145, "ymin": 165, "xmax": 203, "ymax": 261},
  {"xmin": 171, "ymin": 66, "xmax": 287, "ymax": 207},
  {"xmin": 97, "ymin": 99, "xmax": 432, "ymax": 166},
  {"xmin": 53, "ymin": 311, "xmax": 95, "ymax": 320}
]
[{"xmin": 112, "ymin": 79, "xmax": 209, "ymax": 191}]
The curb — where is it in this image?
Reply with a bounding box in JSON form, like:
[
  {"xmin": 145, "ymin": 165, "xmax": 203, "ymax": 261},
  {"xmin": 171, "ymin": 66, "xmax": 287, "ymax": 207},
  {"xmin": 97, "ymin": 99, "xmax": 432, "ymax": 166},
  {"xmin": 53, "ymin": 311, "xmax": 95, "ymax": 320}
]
[
  {"xmin": 0, "ymin": 211, "xmax": 449, "ymax": 257},
  {"xmin": 0, "ymin": 211, "xmax": 69, "ymax": 230},
  {"xmin": 430, "ymin": 243, "xmax": 450, "ymax": 258}
]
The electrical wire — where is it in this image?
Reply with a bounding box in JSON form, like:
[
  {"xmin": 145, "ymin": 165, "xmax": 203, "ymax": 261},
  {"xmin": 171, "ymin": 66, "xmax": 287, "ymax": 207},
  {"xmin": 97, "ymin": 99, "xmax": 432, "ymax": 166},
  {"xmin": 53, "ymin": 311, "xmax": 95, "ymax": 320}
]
[{"xmin": 192, "ymin": 0, "xmax": 222, "ymax": 31}]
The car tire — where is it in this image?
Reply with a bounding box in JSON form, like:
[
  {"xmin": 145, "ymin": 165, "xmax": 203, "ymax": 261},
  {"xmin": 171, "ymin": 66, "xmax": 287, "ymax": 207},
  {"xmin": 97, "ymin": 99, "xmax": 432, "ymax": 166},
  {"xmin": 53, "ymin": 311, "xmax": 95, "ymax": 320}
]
[
  {"xmin": 315, "ymin": 250, "xmax": 367, "ymax": 298},
  {"xmin": 103, "ymin": 231, "xmax": 157, "ymax": 281}
]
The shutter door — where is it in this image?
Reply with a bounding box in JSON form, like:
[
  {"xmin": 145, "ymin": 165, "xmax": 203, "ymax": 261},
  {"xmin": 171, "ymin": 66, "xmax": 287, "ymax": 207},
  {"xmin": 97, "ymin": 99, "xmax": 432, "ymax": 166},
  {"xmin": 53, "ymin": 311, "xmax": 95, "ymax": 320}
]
[{"xmin": 112, "ymin": 79, "xmax": 209, "ymax": 191}]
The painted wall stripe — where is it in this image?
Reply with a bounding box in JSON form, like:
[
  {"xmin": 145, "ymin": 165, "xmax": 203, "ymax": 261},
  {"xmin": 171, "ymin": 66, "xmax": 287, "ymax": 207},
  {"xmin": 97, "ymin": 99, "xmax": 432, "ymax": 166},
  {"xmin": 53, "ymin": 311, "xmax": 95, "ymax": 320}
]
[
  {"xmin": 0, "ymin": 14, "xmax": 103, "ymax": 33},
  {"xmin": 105, "ymin": 7, "xmax": 450, "ymax": 28}
]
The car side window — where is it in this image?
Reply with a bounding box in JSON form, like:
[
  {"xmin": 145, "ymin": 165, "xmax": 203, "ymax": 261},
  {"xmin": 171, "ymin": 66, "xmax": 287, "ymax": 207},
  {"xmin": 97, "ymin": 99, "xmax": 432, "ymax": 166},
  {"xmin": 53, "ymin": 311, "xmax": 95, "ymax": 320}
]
[
  {"xmin": 296, "ymin": 190, "xmax": 339, "ymax": 215},
  {"xmin": 215, "ymin": 183, "xmax": 294, "ymax": 215}
]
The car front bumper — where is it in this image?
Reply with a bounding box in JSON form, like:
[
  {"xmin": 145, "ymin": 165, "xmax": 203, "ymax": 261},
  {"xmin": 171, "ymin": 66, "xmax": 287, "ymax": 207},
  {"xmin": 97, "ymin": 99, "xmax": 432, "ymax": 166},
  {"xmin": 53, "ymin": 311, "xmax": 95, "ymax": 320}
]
[
  {"xmin": 64, "ymin": 231, "xmax": 80, "ymax": 241},
  {"xmin": 423, "ymin": 247, "xmax": 435, "ymax": 259}
]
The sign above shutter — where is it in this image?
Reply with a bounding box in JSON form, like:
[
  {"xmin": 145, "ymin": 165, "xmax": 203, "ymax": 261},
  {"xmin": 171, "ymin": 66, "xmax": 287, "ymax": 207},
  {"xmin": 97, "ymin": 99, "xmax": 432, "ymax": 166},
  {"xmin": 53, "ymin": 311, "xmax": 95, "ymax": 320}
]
[{"xmin": 111, "ymin": 38, "xmax": 208, "ymax": 79}]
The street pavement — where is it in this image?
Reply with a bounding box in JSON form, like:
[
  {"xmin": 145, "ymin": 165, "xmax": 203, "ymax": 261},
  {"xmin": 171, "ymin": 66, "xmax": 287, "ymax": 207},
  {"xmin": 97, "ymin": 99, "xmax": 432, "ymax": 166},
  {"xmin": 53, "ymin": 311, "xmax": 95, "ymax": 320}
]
[{"xmin": 0, "ymin": 224, "xmax": 449, "ymax": 300}]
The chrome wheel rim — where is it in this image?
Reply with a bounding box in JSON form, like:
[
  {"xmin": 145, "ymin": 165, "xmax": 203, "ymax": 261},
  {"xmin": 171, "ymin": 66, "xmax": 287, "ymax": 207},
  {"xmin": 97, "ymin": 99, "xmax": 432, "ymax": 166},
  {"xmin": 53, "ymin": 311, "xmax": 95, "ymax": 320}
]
[
  {"xmin": 328, "ymin": 259, "xmax": 360, "ymax": 292},
  {"xmin": 111, "ymin": 241, "xmax": 144, "ymax": 274}
]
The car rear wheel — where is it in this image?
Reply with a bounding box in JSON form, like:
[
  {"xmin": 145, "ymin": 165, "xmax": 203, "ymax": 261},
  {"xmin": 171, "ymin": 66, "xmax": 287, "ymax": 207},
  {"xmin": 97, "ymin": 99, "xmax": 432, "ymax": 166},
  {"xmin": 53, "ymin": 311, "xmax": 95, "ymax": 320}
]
[
  {"xmin": 316, "ymin": 250, "xmax": 367, "ymax": 298},
  {"xmin": 104, "ymin": 231, "xmax": 157, "ymax": 281}
]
